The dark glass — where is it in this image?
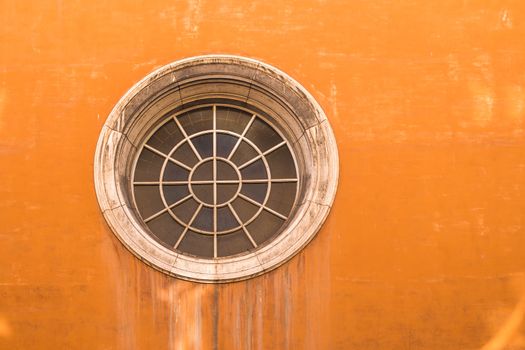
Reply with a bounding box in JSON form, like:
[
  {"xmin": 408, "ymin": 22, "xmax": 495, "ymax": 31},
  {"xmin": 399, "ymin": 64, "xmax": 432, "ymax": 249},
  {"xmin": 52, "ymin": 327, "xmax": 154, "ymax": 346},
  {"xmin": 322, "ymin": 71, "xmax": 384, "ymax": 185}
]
[
  {"xmin": 265, "ymin": 146, "xmax": 296, "ymax": 178},
  {"xmin": 217, "ymin": 206, "xmax": 238, "ymax": 231},
  {"xmin": 230, "ymin": 141, "xmax": 258, "ymax": 166},
  {"xmin": 192, "ymin": 206, "xmax": 213, "ymax": 231},
  {"xmin": 172, "ymin": 142, "xmax": 199, "ymax": 167},
  {"xmin": 245, "ymin": 118, "xmax": 282, "ymax": 152},
  {"xmin": 216, "ymin": 133, "xmax": 238, "ymax": 158},
  {"xmin": 240, "ymin": 183, "xmax": 268, "ymax": 204},
  {"xmin": 147, "ymin": 212, "xmax": 185, "ymax": 247},
  {"xmin": 177, "ymin": 231, "xmax": 214, "ymax": 258},
  {"xmin": 231, "ymin": 196, "xmax": 259, "ymax": 222},
  {"xmin": 171, "ymin": 198, "xmax": 199, "ymax": 224},
  {"xmin": 192, "ymin": 161, "xmax": 213, "ymax": 181},
  {"xmin": 217, "ymin": 230, "xmax": 253, "ymax": 257},
  {"xmin": 217, "ymin": 184, "xmax": 239, "ymax": 204},
  {"xmin": 246, "ymin": 210, "xmax": 284, "ymax": 245},
  {"xmin": 265, "ymin": 183, "xmax": 296, "ymax": 216},
  {"xmin": 134, "ymin": 149, "xmax": 164, "ymax": 182},
  {"xmin": 146, "ymin": 120, "xmax": 184, "ymax": 154},
  {"xmin": 163, "ymin": 162, "xmax": 189, "ymax": 181},
  {"xmin": 217, "ymin": 161, "xmax": 237, "ymax": 180},
  {"xmin": 134, "ymin": 186, "xmax": 165, "ymax": 219},
  {"xmin": 216, "ymin": 107, "xmax": 251, "ymax": 134},
  {"xmin": 191, "ymin": 134, "xmax": 213, "ymax": 158},
  {"xmin": 240, "ymin": 159, "xmax": 267, "ymax": 179},
  {"xmin": 162, "ymin": 185, "xmax": 190, "ymax": 205},
  {"xmin": 178, "ymin": 108, "xmax": 213, "ymax": 135},
  {"xmin": 191, "ymin": 184, "xmax": 214, "ymax": 205}
]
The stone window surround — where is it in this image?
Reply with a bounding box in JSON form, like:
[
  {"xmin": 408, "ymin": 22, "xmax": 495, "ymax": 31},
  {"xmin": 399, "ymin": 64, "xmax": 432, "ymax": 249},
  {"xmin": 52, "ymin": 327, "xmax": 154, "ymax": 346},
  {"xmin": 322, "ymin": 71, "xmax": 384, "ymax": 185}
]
[{"xmin": 94, "ymin": 55, "xmax": 339, "ymax": 282}]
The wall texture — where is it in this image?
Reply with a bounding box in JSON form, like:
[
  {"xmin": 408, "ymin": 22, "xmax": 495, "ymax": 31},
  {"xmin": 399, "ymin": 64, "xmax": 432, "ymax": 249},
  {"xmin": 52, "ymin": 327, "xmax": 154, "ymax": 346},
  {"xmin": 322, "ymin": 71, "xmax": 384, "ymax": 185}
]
[{"xmin": 1, "ymin": 1, "xmax": 525, "ymax": 349}]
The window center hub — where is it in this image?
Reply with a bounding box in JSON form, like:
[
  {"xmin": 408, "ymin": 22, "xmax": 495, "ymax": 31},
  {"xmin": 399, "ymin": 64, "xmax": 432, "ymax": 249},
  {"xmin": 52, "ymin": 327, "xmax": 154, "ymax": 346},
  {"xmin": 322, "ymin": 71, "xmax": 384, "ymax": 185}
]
[{"xmin": 189, "ymin": 158, "xmax": 241, "ymax": 206}]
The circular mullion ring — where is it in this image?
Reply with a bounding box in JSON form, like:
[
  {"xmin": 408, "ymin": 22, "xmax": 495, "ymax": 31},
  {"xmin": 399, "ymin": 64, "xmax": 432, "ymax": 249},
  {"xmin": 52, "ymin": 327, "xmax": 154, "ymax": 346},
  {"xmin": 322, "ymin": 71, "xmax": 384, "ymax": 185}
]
[
  {"xmin": 148, "ymin": 119, "xmax": 286, "ymax": 237},
  {"xmin": 166, "ymin": 124, "xmax": 275, "ymax": 235},
  {"xmin": 158, "ymin": 138, "xmax": 194, "ymax": 227},
  {"xmin": 186, "ymin": 156, "xmax": 209, "ymax": 208},
  {"xmin": 234, "ymin": 152, "xmax": 272, "ymax": 231},
  {"xmin": 212, "ymin": 157, "xmax": 243, "ymax": 207},
  {"xmin": 157, "ymin": 129, "xmax": 212, "ymax": 235},
  {"xmin": 169, "ymin": 206, "xmax": 216, "ymax": 236},
  {"xmin": 156, "ymin": 128, "xmax": 248, "ymax": 236},
  {"xmin": 156, "ymin": 125, "xmax": 268, "ymax": 236},
  {"xmin": 187, "ymin": 156, "xmax": 242, "ymax": 208},
  {"xmin": 182, "ymin": 128, "xmax": 275, "ymax": 234},
  {"xmin": 225, "ymin": 127, "xmax": 273, "ymax": 233}
]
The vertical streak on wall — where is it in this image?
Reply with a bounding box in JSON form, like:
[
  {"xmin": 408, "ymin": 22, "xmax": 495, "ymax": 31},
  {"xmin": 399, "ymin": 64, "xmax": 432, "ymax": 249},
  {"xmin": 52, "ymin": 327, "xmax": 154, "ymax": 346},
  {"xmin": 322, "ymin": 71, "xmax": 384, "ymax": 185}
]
[
  {"xmin": 193, "ymin": 286, "xmax": 202, "ymax": 350},
  {"xmin": 168, "ymin": 279, "xmax": 177, "ymax": 350},
  {"xmin": 255, "ymin": 282, "xmax": 263, "ymax": 350},
  {"xmin": 102, "ymin": 226, "xmax": 219, "ymax": 350},
  {"xmin": 212, "ymin": 285, "xmax": 218, "ymax": 350},
  {"xmin": 101, "ymin": 222, "xmax": 136, "ymax": 350},
  {"xmin": 283, "ymin": 268, "xmax": 292, "ymax": 350},
  {"xmin": 245, "ymin": 282, "xmax": 253, "ymax": 350}
]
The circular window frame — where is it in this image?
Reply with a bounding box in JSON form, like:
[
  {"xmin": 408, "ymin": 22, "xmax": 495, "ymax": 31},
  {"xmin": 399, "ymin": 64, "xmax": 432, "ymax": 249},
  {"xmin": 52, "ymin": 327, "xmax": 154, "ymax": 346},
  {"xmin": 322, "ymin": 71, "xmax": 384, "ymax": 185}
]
[{"xmin": 94, "ymin": 55, "xmax": 339, "ymax": 282}]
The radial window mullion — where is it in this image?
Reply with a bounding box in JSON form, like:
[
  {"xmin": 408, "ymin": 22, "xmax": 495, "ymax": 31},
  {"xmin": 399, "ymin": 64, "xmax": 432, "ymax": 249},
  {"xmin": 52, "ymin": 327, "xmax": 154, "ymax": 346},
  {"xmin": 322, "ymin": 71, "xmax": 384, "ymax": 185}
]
[
  {"xmin": 238, "ymin": 141, "xmax": 287, "ymax": 170},
  {"xmin": 174, "ymin": 116, "xmax": 203, "ymax": 161},
  {"xmin": 174, "ymin": 203, "xmax": 203, "ymax": 250},
  {"xmin": 228, "ymin": 203, "xmax": 257, "ymax": 248},
  {"xmin": 143, "ymin": 144, "xmax": 193, "ymax": 171},
  {"xmin": 238, "ymin": 193, "xmax": 287, "ymax": 220},
  {"xmin": 144, "ymin": 194, "xmax": 193, "ymax": 223},
  {"xmin": 227, "ymin": 114, "xmax": 256, "ymax": 160}
]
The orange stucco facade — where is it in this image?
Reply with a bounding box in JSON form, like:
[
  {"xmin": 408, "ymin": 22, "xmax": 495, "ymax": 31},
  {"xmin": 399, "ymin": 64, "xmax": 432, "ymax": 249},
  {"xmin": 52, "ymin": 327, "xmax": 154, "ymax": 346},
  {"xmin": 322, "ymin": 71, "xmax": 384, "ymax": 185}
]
[{"xmin": 1, "ymin": 1, "xmax": 525, "ymax": 349}]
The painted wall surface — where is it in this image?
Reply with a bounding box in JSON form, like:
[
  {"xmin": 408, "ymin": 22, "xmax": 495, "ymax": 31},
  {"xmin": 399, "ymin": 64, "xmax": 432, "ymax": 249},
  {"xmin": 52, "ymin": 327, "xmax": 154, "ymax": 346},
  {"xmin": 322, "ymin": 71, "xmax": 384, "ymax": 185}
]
[{"xmin": 1, "ymin": 1, "xmax": 525, "ymax": 349}]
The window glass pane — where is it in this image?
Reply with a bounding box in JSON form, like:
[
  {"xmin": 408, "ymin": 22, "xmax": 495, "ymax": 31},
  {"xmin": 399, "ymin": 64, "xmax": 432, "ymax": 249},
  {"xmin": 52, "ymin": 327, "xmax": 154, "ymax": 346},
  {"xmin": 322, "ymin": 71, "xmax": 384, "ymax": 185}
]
[
  {"xmin": 146, "ymin": 120, "xmax": 184, "ymax": 154},
  {"xmin": 217, "ymin": 230, "xmax": 253, "ymax": 257},
  {"xmin": 162, "ymin": 185, "xmax": 190, "ymax": 205},
  {"xmin": 265, "ymin": 183, "xmax": 296, "ymax": 216},
  {"xmin": 172, "ymin": 142, "xmax": 199, "ymax": 167},
  {"xmin": 216, "ymin": 133, "xmax": 237, "ymax": 158},
  {"xmin": 192, "ymin": 161, "xmax": 213, "ymax": 181},
  {"xmin": 192, "ymin": 206, "xmax": 213, "ymax": 231},
  {"xmin": 231, "ymin": 196, "xmax": 259, "ymax": 222},
  {"xmin": 178, "ymin": 107, "xmax": 213, "ymax": 135},
  {"xmin": 217, "ymin": 184, "xmax": 239, "ymax": 204},
  {"xmin": 216, "ymin": 107, "xmax": 250, "ymax": 134},
  {"xmin": 163, "ymin": 162, "xmax": 189, "ymax": 181},
  {"xmin": 230, "ymin": 141, "xmax": 258, "ymax": 166},
  {"xmin": 191, "ymin": 134, "xmax": 213, "ymax": 158},
  {"xmin": 245, "ymin": 118, "xmax": 282, "ymax": 152},
  {"xmin": 171, "ymin": 198, "xmax": 199, "ymax": 224},
  {"xmin": 240, "ymin": 159, "xmax": 267, "ymax": 179},
  {"xmin": 240, "ymin": 183, "xmax": 267, "ymax": 204},
  {"xmin": 191, "ymin": 184, "xmax": 213, "ymax": 205},
  {"xmin": 217, "ymin": 206, "xmax": 238, "ymax": 231},
  {"xmin": 147, "ymin": 212, "xmax": 184, "ymax": 247},
  {"xmin": 266, "ymin": 147, "xmax": 296, "ymax": 178},
  {"xmin": 217, "ymin": 161, "xmax": 237, "ymax": 180},
  {"xmin": 177, "ymin": 231, "xmax": 214, "ymax": 258},
  {"xmin": 135, "ymin": 148, "xmax": 164, "ymax": 181},
  {"xmin": 246, "ymin": 210, "xmax": 284, "ymax": 245},
  {"xmin": 134, "ymin": 186, "xmax": 164, "ymax": 219}
]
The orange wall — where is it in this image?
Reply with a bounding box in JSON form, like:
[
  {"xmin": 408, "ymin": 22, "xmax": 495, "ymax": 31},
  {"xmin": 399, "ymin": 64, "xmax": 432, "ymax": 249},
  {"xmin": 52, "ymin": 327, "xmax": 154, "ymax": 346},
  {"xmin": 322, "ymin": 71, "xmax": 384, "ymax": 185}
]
[{"xmin": 1, "ymin": 1, "xmax": 525, "ymax": 349}]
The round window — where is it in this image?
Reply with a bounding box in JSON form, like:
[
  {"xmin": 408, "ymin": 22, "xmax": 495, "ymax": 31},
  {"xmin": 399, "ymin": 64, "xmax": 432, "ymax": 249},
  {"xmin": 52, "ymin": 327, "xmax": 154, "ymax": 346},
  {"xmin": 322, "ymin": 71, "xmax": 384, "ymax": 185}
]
[{"xmin": 94, "ymin": 55, "xmax": 338, "ymax": 282}]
